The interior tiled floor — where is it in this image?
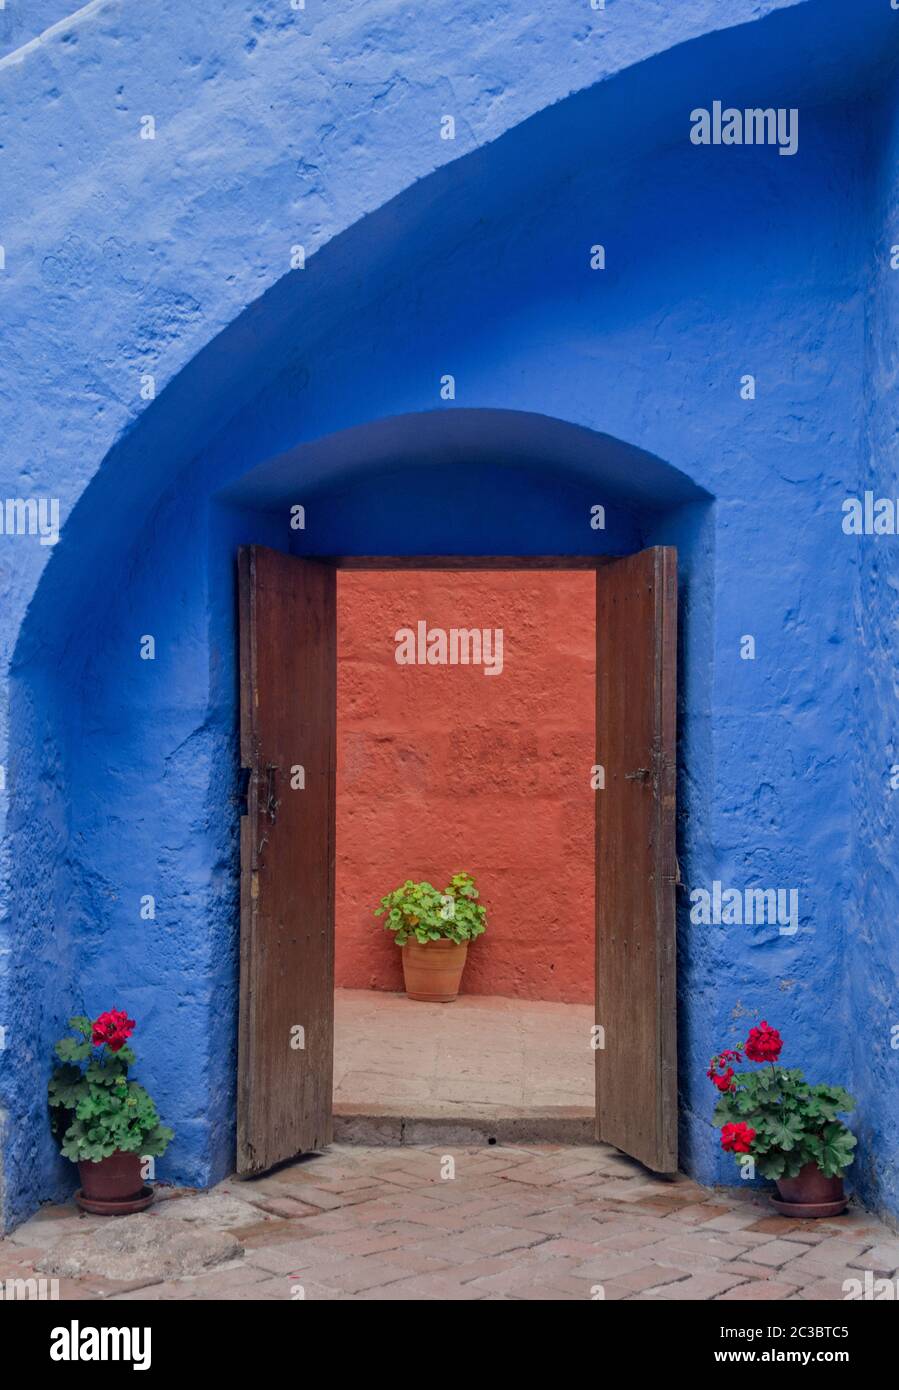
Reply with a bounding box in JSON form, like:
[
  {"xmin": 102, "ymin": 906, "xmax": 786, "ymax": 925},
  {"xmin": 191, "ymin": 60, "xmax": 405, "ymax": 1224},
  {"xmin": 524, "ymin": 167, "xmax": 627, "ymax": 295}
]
[{"xmin": 333, "ymin": 988, "xmax": 595, "ymax": 1118}]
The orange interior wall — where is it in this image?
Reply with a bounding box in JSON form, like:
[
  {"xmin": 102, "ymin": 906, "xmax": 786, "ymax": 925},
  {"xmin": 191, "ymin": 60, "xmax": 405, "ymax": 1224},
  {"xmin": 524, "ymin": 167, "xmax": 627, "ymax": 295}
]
[{"xmin": 335, "ymin": 569, "xmax": 596, "ymax": 1004}]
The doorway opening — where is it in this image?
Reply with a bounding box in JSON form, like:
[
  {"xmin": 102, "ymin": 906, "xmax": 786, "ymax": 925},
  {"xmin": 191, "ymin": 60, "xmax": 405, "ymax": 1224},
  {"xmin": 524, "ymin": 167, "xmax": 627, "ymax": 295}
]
[
  {"xmin": 237, "ymin": 548, "xmax": 678, "ymax": 1178},
  {"xmin": 333, "ymin": 565, "xmax": 596, "ymax": 1141}
]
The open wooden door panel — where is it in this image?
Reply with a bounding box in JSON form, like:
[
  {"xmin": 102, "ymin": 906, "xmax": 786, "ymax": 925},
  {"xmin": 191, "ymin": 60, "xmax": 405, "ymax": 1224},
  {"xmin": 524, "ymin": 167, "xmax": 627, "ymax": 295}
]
[
  {"xmin": 237, "ymin": 545, "xmax": 336, "ymax": 1175},
  {"xmin": 595, "ymin": 546, "xmax": 678, "ymax": 1172}
]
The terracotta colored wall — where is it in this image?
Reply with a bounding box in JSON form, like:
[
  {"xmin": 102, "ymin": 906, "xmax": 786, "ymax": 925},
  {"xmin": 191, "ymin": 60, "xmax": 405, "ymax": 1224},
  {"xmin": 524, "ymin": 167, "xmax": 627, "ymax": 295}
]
[{"xmin": 336, "ymin": 570, "xmax": 595, "ymax": 1003}]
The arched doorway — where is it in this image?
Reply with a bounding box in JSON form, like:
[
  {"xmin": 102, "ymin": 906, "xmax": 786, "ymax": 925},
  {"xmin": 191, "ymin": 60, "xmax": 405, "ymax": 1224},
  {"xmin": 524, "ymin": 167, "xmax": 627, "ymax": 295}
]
[
  {"xmin": 3, "ymin": 406, "xmax": 711, "ymax": 1228},
  {"xmin": 3, "ymin": 408, "xmax": 712, "ymax": 1228}
]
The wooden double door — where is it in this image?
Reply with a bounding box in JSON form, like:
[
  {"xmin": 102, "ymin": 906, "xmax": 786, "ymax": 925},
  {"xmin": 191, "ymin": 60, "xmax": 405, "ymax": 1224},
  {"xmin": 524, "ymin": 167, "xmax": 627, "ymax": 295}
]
[{"xmin": 236, "ymin": 548, "xmax": 678, "ymax": 1176}]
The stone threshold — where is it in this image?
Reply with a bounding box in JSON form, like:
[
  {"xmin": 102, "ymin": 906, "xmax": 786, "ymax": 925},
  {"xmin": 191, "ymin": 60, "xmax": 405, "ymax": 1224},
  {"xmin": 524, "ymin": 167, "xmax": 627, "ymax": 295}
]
[{"xmin": 333, "ymin": 1102, "xmax": 595, "ymax": 1146}]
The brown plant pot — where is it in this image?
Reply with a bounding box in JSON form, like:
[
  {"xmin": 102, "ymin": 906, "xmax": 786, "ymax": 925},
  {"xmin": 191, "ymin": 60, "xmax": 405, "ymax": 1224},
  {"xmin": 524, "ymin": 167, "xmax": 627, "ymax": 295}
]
[
  {"xmin": 771, "ymin": 1161, "xmax": 848, "ymax": 1219},
  {"xmin": 402, "ymin": 938, "xmax": 469, "ymax": 1002},
  {"xmin": 76, "ymin": 1151, "xmax": 153, "ymax": 1215}
]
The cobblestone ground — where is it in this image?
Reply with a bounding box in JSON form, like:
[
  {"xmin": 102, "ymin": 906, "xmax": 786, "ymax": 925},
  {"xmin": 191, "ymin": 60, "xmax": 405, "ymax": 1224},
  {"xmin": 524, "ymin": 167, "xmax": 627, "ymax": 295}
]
[{"xmin": 3, "ymin": 1144, "xmax": 897, "ymax": 1301}]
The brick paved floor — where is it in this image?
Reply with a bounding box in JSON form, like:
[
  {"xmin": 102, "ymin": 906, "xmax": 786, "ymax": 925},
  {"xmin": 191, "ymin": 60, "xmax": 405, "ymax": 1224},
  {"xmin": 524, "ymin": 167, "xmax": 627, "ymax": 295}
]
[
  {"xmin": 333, "ymin": 988, "xmax": 594, "ymax": 1115},
  {"xmin": 3, "ymin": 1144, "xmax": 896, "ymax": 1301}
]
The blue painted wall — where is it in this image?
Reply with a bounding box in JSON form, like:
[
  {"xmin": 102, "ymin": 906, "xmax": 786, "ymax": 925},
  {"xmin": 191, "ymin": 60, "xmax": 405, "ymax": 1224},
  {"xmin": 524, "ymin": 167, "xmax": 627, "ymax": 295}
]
[
  {"xmin": 1, "ymin": 0, "xmax": 898, "ymax": 1229},
  {"xmin": 848, "ymin": 68, "xmax": 899, "ymax": 1221},
  {"xmin": 0, "ymin": 1, "xmax": 79, "ymax": 60}
]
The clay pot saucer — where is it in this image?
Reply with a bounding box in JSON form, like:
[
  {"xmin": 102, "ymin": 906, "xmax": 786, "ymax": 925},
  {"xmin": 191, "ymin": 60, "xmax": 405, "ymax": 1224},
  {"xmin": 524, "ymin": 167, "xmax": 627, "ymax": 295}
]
[
  {"xmin": 772, "ymin": 1161, "xmax": 848, "ymax": 1219},
  {"xmin": 75, "ymin": 1185, "xmax": 155, "ymax": 1216},
  {"xmin": 769, "ymin": 1194, "xmax": 847, "ymax": 1219}
]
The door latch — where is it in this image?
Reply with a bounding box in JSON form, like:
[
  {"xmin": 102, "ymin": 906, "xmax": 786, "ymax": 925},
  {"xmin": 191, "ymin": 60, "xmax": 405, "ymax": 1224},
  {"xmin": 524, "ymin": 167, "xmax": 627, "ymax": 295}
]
[
  {"xmin": 625, "ymin": 767, "xmax": 651, "ymax": 782},
  {"xmin": 264, "ymin": 764, "xmax": 280, "ymax": 824}
]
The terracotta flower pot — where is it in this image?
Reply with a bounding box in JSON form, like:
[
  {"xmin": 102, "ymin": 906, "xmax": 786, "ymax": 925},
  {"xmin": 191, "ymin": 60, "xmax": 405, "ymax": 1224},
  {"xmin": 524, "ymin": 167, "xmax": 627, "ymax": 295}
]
[
  {"xmin": 771, "ymin": 1161, "xmax": 848, "ymax": 1219},
  {"xmin": 402, "ymin": 938, "xmax": 469, "ymax": 1002},
  {"xmin": 76, "ymin": 1151, "xmax": 153, "ymax": 1215}
]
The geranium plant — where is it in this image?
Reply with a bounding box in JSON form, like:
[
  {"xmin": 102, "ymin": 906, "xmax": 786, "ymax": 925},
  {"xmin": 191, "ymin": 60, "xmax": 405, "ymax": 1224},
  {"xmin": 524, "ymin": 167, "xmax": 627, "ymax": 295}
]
[
  {"xmin": 709, "ymin": 1021, "xmax": 856, "ymax": 1180},
  {"xmin": 48, "ymin": 1011, "xmax": 174, "ymax": 1164},
  {"xmin": 374, "ymin": 871, "xmax": 487, "ymax": 946}
]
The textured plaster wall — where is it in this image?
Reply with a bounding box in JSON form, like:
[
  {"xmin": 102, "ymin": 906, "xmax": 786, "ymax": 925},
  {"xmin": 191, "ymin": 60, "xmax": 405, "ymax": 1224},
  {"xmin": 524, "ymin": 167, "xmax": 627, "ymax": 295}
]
[
  {"xmin": 849, "ymin": 71, "xmax": 899, "ymax": 1221},
  {"xmin": 335, "ymin": 571, "xmax": 596, "ymax": 1004},
  {"xmin": 1, "ymin": 0, "xmax": 898, "ymax": 1230},
  {"xmin": 0, "ymin": 2, "xmax": 78, "ymax": 59}
]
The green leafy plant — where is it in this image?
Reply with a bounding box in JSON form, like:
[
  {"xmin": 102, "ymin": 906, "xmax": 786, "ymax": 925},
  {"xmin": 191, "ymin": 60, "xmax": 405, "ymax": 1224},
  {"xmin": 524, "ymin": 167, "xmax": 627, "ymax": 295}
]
[
  {"xmin": 709, "ymin": 1021, "xmax": 856, "ymax": 1181},
  {"xmin": 48, "ymin": 1012, "xmax": 174, "ymax": 1164},
  {"xmin": 374, "ymin": 871, "xmax": 487, "ymax": 946}
]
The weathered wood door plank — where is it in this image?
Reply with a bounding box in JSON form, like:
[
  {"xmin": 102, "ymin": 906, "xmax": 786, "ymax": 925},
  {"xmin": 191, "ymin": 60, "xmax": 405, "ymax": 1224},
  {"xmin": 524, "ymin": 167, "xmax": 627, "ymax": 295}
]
[
  {"xmin": 237, "ymin": 546, "xmax": 336, "ymax": 1175},
  {"xmin": 595, "ymin": 546, "xmax": 678, "ymax": 1172}
]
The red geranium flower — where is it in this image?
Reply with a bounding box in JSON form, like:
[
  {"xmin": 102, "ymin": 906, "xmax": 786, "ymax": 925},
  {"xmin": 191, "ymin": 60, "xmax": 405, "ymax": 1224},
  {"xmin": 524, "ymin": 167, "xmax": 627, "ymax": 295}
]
[
  {"xmin": 92, "ymin": 1009, "xmax": 136, "ymax": 1052},
  {"xmin": 707, "ymin": 1049, "xmax": 742, "ymax": 1092},
  {"xmin": 721, "ymin": 1121, "xmax": 756, "ymax": 1154},
  {"xmin": 744, "ymin": 1020, "xmax": 782, "ymax": 1064}
]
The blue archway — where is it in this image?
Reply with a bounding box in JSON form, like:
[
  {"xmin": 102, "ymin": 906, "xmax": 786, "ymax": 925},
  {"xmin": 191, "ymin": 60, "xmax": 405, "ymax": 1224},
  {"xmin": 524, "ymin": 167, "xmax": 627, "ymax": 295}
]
[
  {"xmin": 5, "ymin": 401, "xmax": 713, "ymax": 1228},
  {"xmin": 5, "ymin": 0, "xmax": 898, "ymax": 1229}
]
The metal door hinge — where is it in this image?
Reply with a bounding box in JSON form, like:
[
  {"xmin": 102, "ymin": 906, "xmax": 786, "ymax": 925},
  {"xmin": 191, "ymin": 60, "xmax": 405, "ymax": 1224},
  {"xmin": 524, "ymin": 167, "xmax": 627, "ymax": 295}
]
[{"xmin": 264, "ymin": 764, "xmax": 280, "ymax": 824}]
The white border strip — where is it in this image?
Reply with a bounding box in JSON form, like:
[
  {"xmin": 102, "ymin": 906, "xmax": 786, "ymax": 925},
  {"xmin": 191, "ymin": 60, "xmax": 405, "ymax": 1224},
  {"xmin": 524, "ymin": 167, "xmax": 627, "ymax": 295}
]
[{"xmin": 0, "ymin": 1, "xmax": 111, "ymax": 72}]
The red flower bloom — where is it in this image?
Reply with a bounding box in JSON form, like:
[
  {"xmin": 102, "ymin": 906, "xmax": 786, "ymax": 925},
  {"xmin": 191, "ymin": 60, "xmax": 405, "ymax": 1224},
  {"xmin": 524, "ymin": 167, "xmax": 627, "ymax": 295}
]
[
  {"xmin": 721, "ymin": 1122, "xmax": 756, "ymax": 1154},
  {"xmin": 707, "ymin": 1049, "xmax": 743, "ymax": 1092},
  {"xmin": 744, "ymin": 1020, "xmax": 782, "ymax": 1064},
  {"xmin": 92, "ymin": 1009, "xmax": 136, "ymax": 1052}
]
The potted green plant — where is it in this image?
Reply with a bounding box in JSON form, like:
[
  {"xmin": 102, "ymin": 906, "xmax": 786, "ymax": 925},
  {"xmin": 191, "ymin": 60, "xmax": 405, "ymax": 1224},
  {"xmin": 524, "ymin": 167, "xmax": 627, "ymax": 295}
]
[
  {"xmin": 374, "ymin": 871, "xmax": 487, "ymax": 1002},
  {"xmin": 709, "ymin": 1020, "xmax": 856, "ymax": 1217},
  {"xmin": 48, "ymin": 1011, "xmax": 174, "ymax": 1214}
]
